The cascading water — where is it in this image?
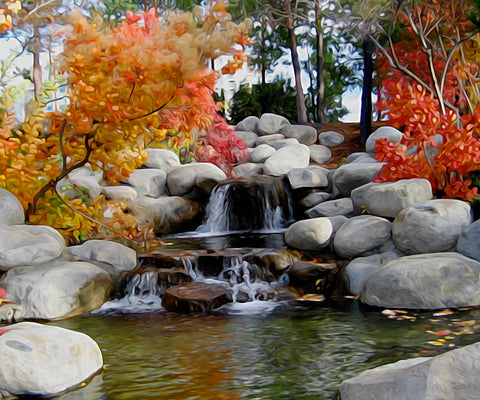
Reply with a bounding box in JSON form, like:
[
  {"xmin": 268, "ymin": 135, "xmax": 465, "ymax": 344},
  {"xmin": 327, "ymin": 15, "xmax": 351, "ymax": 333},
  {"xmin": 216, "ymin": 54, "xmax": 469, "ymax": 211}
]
[{"xmin": 196, "ymin": 175, "xmax": 293, "ymax": 234}]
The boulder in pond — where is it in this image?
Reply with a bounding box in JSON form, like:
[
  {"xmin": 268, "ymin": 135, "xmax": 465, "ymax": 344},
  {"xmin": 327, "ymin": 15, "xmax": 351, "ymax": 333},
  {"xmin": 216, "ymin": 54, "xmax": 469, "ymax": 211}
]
[
  {"xmin": 392, "ymin": 199, "xmax": 473, "ymax": 254},
  {"xmin": 287, "ymin": 260, "xmax": 338, "ymax": 295},
  {"xmin": 0, "ymin": 189, "xmax": 24, "ymax": 225},
  {"xmin": 351, "ymin": 178, "xmax": 433, "ymax": 218},
  {"xmin": 0, "ymin": 322, "xmax": 103, "ymax": 397},
  {"xmin": 257, "ymin": 113, "xmax": 290, "ymax": 136},
  {"xmin": 333, "ymin": 215, "xmax": 392, "ymax": 258},
  {"xmin": 0, "ymin": 225, "xmax": 65, "ymax": 270},
  {"xmin": 338, "ymin": 341, "xmax": 480, "ymax": 400},
  {"xmin": 299, "ymin": 191, "xmax": 332, "ymax": 208},
  {"xmin": 162, "ymin": 282, "xmax": 231, "ymax": 313},
  {"xmin": 332, "ymin": 162, "xmax": 384, "ymax": 196},
  {"xmin": 359, "ymin": 252, "xmax": 480, "ymax": 309},
  {"xmin": 0, "ymin": 261, "xmax": 112, "ymax": 320},
  {"xmin": 264, "ymin": 144, "xmax": 311, "ymax": 176},
  {"xmin": 457, "ymin": 219, "xmax": 480, "ymax": 262},
  {"xmin": 285, "ymin": 218, "xmax": 333, "ymax": 251}
]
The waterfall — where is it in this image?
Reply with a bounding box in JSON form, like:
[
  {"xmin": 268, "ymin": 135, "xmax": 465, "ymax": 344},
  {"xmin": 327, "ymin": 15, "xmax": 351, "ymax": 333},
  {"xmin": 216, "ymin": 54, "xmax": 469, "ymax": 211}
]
[{"xmin": 196, "ymin": 175, "xmax": 293, "ymax": 234}]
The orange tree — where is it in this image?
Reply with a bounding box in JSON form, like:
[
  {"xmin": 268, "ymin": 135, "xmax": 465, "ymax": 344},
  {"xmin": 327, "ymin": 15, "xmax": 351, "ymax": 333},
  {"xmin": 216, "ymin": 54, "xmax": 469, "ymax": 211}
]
[
  {"xmin": 369, "ymin": 0, "xmax": 480, "ymax": 201},
  {"xmin": 0, "ymin": 2, "xmax": 251, "ymax": 244}
]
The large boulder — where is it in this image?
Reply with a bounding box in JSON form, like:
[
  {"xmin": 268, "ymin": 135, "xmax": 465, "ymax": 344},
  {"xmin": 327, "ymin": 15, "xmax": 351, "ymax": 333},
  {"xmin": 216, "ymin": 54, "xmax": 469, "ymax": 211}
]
[
  {"xmin": 143, "ymin": 148, "xmax": 181, "ymax": 172},
  {"xmin": 257, "ymin": 113, "xmax": 290, "ymax": 136},
  {"xmin": 0, "ymin": 322, "xmax": 103, "ymax": 397},
  {"xmin": 235, "ymin": 115, "xmax": 260, "ymax": 132},
  {"xmin": 318, "ymin": 130, "xmax": 345, "ymax": 146},
  {"xmin": 344, "ymin": 252, "xmax": 399, "ymax": 296},
  {"xmin": 125, "ymin": 168, "xmax": 167, "ymax": 197},
  {"xmin": 306, "ymin": 198, "xmax": 353, "ymax": 218},
  {"xmin": 365, "ymin": 125, "xmax": 404, "ymax": 154},
  {"xmin": 249, "ymin": 144, "xmax": 276, "ymax": 163},
  {"xmin": 101, "ymin": 185, "xmax": 138, "ymax": 202},
  {"xmin": 285, "ymin": 218, "xmax": 333, "ymax": 251},
  {"xmin": 1, "ymin": 262, "xmax": 112, "ymax": 320},
  {"xmin": 333, "ymin": 215, "xmax": 392, "ymax": 258},
  {"xmin": 332, "ymin": 163, "xmax": 384, "ymax": 196},
  {"xmin": 280, "ymin": 124, "xmax": 318, "ymax": 145},
  {"xmin": 0, "ymin": 189, "xmax": 24, "ymax": 225},
  {"xmin": 309, "ymin": 145, "xmax": 332, "ymax": 164},
  {"xmin": 338, "ymin": 341, "xmax": 480, "ymax": 400},
  {"xmin": 264, "ymin": 144, "xmax": 311, "ymax": 176},
  {"xmin": 167, "ymin": 163, "xmax": 227, "ymax": 196},
  {"xmin": 393, "ymin": 199, "xmax": 473, "ymax": 254},
  {"xmin": 233, "ymin": 163, "xmax": 263, "ymax": 178},
  {"xmin": 359, "ymin": 252, "xmax": 480, "ymax": 309},
  {"xmin": 234, "ymin": 131, "xmax": 258, "ymax": 147},
  {"xmin": 0, "ymin": 225, "xmax": 65, "ymax": 270},
  {"xmin": 299, "ymin": 191, "xmax": 332, "ymax": 208},
  {"xmin": 129, "ymin": 195, "xmax": 200, "ymax": 234},
  {"xmin": 352, "ymin": 179, "xmax": 433, "ymax": 218},
  {"xmin": 287, "ymin": 260, "xmax": 338, "ymax": 295},
  {"xmin": 286, "ymin": 165, "xmax": 329, "ymax": 190},
  {"xmin": 457, "ymin": 219, "xmax": 480, "ymax": 261},
  {"xmin": 66, "ymin": 165, "xmax": 103, "ymax": 200}
]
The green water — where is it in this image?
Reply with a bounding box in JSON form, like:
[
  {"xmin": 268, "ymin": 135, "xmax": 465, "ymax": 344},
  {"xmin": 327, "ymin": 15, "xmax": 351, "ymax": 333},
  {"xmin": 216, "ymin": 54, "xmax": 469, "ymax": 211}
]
[{"xmin": 50, "ymin": 301, "xmax": 480, "ymax": 400}]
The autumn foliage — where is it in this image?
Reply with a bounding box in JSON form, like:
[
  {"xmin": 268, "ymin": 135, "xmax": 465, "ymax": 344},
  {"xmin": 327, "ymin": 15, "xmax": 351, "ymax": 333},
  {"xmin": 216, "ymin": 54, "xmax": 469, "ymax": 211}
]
[
  {"xmin": 374, "ymin": 0, "xmax": 480, "ymax": 201},
  {"xmin": 0, "ymin": 2, "xmax": 250, "ymax": 244}
]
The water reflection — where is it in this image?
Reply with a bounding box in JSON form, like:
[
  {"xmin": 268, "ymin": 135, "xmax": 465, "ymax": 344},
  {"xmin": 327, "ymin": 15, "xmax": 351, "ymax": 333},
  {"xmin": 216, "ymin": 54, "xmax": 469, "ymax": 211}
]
[{"xmin": 49, "ymin": 303, "xmax": 480, "ymax": 400}]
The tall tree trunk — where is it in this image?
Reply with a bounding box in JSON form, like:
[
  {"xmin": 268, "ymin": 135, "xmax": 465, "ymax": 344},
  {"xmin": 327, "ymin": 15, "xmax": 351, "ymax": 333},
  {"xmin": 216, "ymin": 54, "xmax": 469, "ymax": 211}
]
[
  {"xmin": 285, "ymin": 0, "xmax": 308, "ymax": 124},
  {"xmin": 315, "ymin": 1, "xmax": 326, "ymax": 123},
  {"xmin": 32, "ymin": 24, "xmax": 42, "ymax": 101},
  {"xmin": 360, "ymin": 37, "xmax": 374, "ymax": 146}
]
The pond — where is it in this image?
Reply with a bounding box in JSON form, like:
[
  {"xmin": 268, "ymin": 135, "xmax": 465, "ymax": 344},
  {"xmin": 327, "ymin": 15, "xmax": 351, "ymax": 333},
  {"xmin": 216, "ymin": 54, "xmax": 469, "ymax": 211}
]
[{"xmin": 49, "ymin": 253, "xmax": 480, "ymax": 400}]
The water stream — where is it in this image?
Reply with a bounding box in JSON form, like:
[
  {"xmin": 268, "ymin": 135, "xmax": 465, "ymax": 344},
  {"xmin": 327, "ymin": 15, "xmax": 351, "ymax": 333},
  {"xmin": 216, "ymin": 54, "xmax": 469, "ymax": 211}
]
[{"xmin": 44, "ymin": 177, "xmax": 480, "ymax": 398}]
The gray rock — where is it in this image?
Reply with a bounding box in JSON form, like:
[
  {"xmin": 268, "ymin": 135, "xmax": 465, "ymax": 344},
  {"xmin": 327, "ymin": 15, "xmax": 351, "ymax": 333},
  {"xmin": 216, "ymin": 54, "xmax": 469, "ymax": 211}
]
[
  {"xmin": 102, "ymin": 186, "xmax": 138, "ymax": 202},
  {"xmin": 299, "ymin": 191, "xmax": 332, "ymax": 208},
  {"xmin": 235, "ymin": 116, "xmax": 260, "ymax": 132},
  {"xmin": 344, "ymin": 252, "xmax": 399, "ymax": 296},
  {"xmin": 67, "ymin": 165, "xmax": 103, "ymax": 200},
  {"xmin": 233, "ymin": 163, "xmax": 263, "ymax": 178},
  {"xmin": 126, "ymin": 168, "xmax": 167, "ymax": 197},
  {"xmin": 254, "ymin": 133, "xmax": 285, "ymax": 147},
  {"xmin": 0, "ymin": 225, "xmax": 65, "ymax": 270},
  {"xmin": 143, "ymin": 148, "xmax": 181, "ymax": 172},
  {"xmin": 280, "ymin": 124, "xmax": 318, "ymax": 145},
  {"xmin": 285, "ymin": 218, "xmax": 333, "ymax": 251},
  {"xmin": 349, "ymin": 153, "xmax": 377, "ymax": 163},
  {"xmin": 340, "ymin": 341, "xmax": 480, "ymax": 400},
  {"xmin": 352, "ymin": 178, "xmax": 433, "ymax": 218},
  {"xmin": 286, "ymin": 165, "xmax": 329, "ymax": 190},
  {"xmin": 69, "ymin": 240, "xmax": 137, "ymax": 272},
  {"xmin": 167, "ymin": 163, "xmax": 227, "ymax": 196},
  {"xmin": 257, "ymin": 113, "xmax": 290, "ymax": 136},
  {"xmin": 457, "ymin": 219, "xmax": 480, "ymax": 261},
  {"xmin": 306, "ymin": 198, "xmax": 353, "ymax": 218},
  {"xmin": 318, "ymin": 130, "xmax": 345, "ymax": 146},
  {"xmin": 249, "ymin": 144, "xmax": 276, "ymax": 163},
  {"xmin": 0, "ymin": 189, "xmax": 24, "ymax": 225},
  {"xmin": 1, "ymin": 262, "xmax": 112, "ymax": 320},
  {"xmin": 0, "ymin": 322, "xmax": 103, "ymax": 397},
  {"xmin": 359, "ymin": 252, "xmax": 480, "ymax": 309},
  {"xmin": 332, "ymin": 162, "xmax": 384, "ymax": 196},
  {"xmin": 129, "ymin": 195, "xmax": 199, "ymax": 234},
  {"xmin": 264, "ymin": 144, "xmax": 310, "ymax": 176},
  {"xmin": 269, "ymin": 138, "xmax": 299, "ymax": 149},
  {"xmin": 234, "ymin": 130, "xmax": 258, "ymax": 147},
  {"xmin": 365, "ymin": 126, "xmax": 404, "ymax": 154},
  {"xmin": 347, "ymin": 152, "xmax": 370, "ymax": 163},
  {"xmin": 333, "ymin": 215, "xmax": 392, "ymax": 258},
  {"xmin": 393, "ymin": 199, "xmax": 473, "ymax": 254},
  {"xmin": 309, "ymin": 145, "xmax": 332, "ymax": 164}
]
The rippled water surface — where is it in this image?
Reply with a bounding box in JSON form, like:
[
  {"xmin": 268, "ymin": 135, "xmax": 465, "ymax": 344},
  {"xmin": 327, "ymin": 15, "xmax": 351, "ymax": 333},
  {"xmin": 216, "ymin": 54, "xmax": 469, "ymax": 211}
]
[{"xmin": 51, "ymin": 301, "xmax": 480, "ymax": 400}]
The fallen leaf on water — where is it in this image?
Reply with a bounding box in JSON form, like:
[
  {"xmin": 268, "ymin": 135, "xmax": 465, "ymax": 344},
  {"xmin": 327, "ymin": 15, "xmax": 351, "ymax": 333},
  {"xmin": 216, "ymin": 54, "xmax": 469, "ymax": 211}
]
[
  {"xmin": 420, "ymin": 350, "xmax": 431, "ymax": 354},
  {"xmin": 433, "ymin": 310, "xmax": 454, "ymax": 317},
  {"xmin": 426, "ymin": 329, "xmax": 452, "ymax": 336},
  {"xmin": 427, "ymin": 339, "xmax": 446, "ymax": 346},
  {"xmin": 453, "ymin": 320, "xmax": 475, "ymax": 327}
]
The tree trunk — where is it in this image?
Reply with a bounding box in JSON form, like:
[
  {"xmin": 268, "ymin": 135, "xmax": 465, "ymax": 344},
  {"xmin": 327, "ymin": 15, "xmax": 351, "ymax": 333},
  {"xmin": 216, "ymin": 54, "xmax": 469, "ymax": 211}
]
[
  {"xmin": 285, "ymin": 0, "xmax": 308, "ymax": 124},
  {"xmin": 32, "ymin": 24, "xmax": 42, "ymax": 101},
  {"xmin": 360, "ymin": 37, "xmax": 374, "ymax": 146},
  {"xmin": 315, "ymin": 1, "xmax": 326, "ymax": 123}
]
